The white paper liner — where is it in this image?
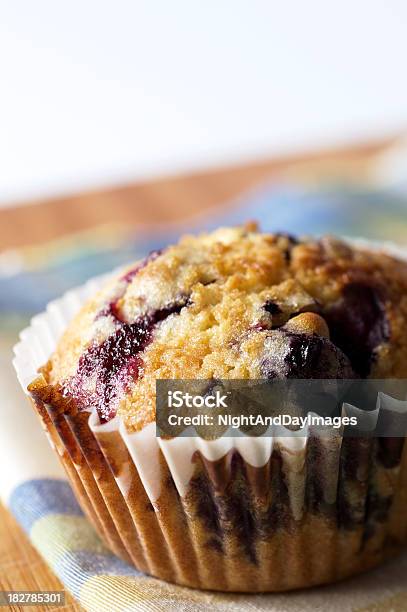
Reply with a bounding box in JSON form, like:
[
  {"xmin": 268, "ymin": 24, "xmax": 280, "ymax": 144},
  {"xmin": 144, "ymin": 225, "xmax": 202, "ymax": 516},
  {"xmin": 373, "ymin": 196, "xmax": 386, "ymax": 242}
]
[
  {"xmin": 12, "ymin": 239, "xmax": 407, "ymax": 503},
  {"xmin": 13, "ymin": 244, "xmax": 407, "ymax": 504},
  {"xmin": 11, "ymin": 238, "xmax": 407, "ymax": 592},
  {"xmin": 10, "ymin": 268, "xmax": 319, "ymax": 502}
]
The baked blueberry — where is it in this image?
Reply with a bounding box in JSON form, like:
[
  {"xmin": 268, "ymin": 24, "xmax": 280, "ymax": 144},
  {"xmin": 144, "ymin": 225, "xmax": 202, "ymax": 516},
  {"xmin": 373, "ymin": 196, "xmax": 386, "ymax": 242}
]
[{"xmin": 27, "ymin": 226, "xmax": 407, "ymax": 593}]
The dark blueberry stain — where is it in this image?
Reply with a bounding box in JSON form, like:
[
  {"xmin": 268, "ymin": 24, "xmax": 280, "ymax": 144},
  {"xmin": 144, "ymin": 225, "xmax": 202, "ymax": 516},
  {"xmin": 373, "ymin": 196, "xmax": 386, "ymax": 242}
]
[
  {"xmin": 305, "ymin": 436, "xmax": 330, "ymax": 514},
  {"xmin": 336, "ymin": 438, "xmax": 371, "ymax": 530},
  {"xmin": 274, "ymin": 232, "xmax": 300, "ymax": 262},
  {"xmin": 225, "ymin": 453, "xmax": 258, "ymax": 564},
  {"xmin": 365, "ymin": 491, "xmax": 393, "ymax": 525},
  {"xmin": 227, "ymin": 491, "xmax": 258, "ymax": 565},
  {"xmin": 335, "ymin": 436, "xmax": 395, "ymax": 542},
  {"xmin": 261, "ymin": 331, "xmax": 355, "ymax": 380},
  {"xmin": 336, "ymin": 488, "xmax": 367, "ymax": 530},
  {"xmin": 96, "ymin": 300, "xmax": 126, "ymax": 323},
  {"xmin": 120, "ymin": 249, "xmax": 163, "ymax": 283},
  {"xmin": 285, "ymin": 333, "xmax": 325, "ymax": 377},
  {"xmin": 362, "ymin": 491, "xmax": 393, "ymax": 545},
  {"xmin": 377, "ymin": 438, "xmax": 405, "ymax": 469},
  {"xmin": 186, "ymin": 441, "xmax": 393, "ymax": 558},
  {"xmin": 189, "ymin": 471, "xmax": 223, "ymax": 539},
  {"xmin": 263, "ymin": 300, "xmax": 282, "ymax": 315},
  {"xmin": 186, "ymin": 450, "xmax": 301, "ymax": 562},
  {"xmin": 188, "ymin": 453, "xmax": 260, "ymax": 564},
  {"xmin": 324, "ymin": 283, "xmax": 390, "ymax": 378},
  {"xmin": 205, "ymin": 537, "xmax": 224, "ymax": 554},
  {"xmin": 274, "ymin": 232, "xmax": 300, "ymax": 246},
  {"xmin": 96, "ymin": 249, "xmax": 164, "ymax": 324},
  {"xmin": 64, "ymin": 296, "xmax": 190, "ymax": 422}
]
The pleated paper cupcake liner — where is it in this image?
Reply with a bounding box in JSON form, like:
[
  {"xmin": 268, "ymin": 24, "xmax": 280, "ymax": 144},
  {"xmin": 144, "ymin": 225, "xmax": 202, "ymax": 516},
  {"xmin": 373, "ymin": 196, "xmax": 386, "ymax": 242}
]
[{"xmin": 13, "ymin": 244, "xmax": 407, "ymax": 592}]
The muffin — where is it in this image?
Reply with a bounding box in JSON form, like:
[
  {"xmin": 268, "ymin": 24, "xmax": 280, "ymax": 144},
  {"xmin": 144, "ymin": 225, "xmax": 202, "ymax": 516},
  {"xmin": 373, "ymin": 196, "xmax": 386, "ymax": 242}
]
[{"xmin": 25, "ymin": 225, "xmax": 407, "ymax": 592}]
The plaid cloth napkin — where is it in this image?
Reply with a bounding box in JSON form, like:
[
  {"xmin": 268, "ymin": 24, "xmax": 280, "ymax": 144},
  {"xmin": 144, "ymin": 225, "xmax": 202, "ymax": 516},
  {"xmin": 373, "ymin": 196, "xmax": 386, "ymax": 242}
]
[{"xmin": 2, "ymin": 184, "xmax": 407, "ymax": 611}]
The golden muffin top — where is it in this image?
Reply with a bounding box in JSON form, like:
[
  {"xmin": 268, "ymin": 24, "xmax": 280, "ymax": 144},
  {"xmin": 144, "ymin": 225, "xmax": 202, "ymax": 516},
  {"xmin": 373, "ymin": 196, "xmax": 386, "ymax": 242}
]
[{"xmin": 30, "ymin": 225, "xmax": 407, "ymax": 432}]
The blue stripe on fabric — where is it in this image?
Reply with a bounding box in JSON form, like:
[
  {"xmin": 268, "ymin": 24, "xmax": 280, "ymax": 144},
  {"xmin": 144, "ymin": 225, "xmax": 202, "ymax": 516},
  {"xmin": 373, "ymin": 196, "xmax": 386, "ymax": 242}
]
[
  {"xmin": 54, "ymin": 551, "xmax": 141, "ymax": 598},
  {"xmin": 3, "ymin": 185, "xmax": 407, "ymax": 315},
  {"xmin": 9, "ymin": 479, "xmax": 83, "ymax": 532}
]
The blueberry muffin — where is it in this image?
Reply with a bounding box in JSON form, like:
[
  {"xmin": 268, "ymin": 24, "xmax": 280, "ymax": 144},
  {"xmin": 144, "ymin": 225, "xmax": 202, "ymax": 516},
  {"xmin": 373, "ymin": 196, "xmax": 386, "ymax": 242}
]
[{"xmin": 28, "ymin": 225, "xmax": 407, "ymax": 592}]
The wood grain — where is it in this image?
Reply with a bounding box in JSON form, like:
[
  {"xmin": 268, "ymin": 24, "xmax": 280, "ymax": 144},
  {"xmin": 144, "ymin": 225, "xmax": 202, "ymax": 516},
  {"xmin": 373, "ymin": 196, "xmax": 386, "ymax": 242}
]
[
  {"xmin": 0, "ymin": 503, "xmax": 83, "ymax": 611},
  {"xmin": 0, "ymin": 136, "xmax": 395, "ymax": 250},
  {"xmin": 0, "ymin": 136, "xmax": 396, "ymax": 609}
]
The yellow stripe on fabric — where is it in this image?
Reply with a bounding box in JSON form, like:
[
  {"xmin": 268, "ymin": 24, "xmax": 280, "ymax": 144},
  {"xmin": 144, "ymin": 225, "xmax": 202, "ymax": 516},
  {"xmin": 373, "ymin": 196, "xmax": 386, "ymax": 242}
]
[
  {"xmin": 6, "ymin": 223, "xmax": 131, "ymax": 273},
  {"xmin": 356, "ymin": 591, "xmax": 407, "ymax": 611},
  {"xmin": 30, "ymin": 514, "xmax": 109, "ymax": 565},
  {"xmin": 29, "ymin": 515, "xmax": 407, "ymax": 611},
  {"xmin": 79, "ymin": 574, "xmax": 239, "ymax": 612},
  {"xmin": 79, "ymin": 571, "xmax": 407, "ymax": 612}
]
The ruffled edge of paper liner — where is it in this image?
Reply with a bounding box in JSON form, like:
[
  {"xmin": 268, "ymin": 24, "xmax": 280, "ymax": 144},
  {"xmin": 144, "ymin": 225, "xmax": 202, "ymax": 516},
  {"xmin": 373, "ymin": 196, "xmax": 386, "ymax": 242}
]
[
  {"xmin": 13, "ymin": 244, "xmax": 407, "ymax": 592},
  {"xmin": 24, "ymin": 375, "xmax": 407, "ymax": 592}
]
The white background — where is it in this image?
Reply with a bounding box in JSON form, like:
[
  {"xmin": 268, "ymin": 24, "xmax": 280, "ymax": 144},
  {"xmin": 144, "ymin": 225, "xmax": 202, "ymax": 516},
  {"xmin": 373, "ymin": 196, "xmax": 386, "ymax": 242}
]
[{"xmin": 1, "ymin": 0, "xmax": 407, "ymax": 206}]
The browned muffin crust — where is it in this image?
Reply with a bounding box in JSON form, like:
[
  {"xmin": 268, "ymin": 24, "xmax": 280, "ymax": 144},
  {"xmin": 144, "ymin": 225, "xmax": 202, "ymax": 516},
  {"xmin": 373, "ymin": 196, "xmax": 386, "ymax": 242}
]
[{"xmin": 30, "ymin": 226, "xmax": 407, "ymax": 432}]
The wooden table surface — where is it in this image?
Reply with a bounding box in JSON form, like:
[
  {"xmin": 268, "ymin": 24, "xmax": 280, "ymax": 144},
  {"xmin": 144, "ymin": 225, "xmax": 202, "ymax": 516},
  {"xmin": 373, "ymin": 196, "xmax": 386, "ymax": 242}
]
[{"xmin": 0, "ymin": 137, "xmax": 396, "ymax": 611}]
